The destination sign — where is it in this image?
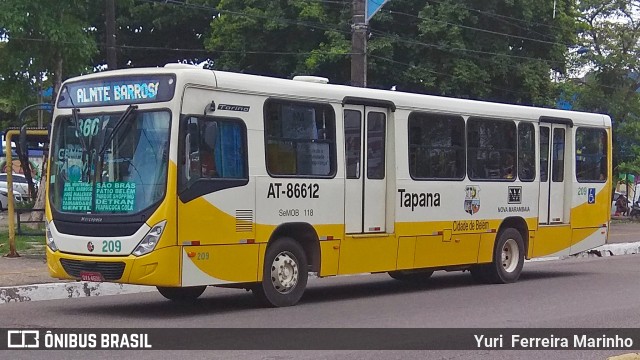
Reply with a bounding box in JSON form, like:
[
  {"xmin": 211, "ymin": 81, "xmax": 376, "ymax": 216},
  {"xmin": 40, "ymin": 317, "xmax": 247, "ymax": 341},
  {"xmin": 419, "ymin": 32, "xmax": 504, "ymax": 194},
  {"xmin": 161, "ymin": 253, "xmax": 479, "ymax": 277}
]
[{"xmin": 57, "ymin": 75, "xmax": 176, "ymax": 108}]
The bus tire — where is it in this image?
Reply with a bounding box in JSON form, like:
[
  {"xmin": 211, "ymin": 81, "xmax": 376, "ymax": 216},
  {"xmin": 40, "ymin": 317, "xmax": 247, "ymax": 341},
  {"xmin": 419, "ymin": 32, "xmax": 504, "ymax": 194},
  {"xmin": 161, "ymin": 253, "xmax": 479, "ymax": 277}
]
[
  {"xmin": 253, "ymin": 237, "xmax": 308, "ymax": 307},
  {"xmin": 156, "ymin": 286, "xmax": 206, "ymax": 301},
  {"xmin": 388, "ymin": 270, "xmax": 434, "ymax": 281},
  {"xmin": 483, "ymin": 228, "xmax": 525, "ymax": 284}
]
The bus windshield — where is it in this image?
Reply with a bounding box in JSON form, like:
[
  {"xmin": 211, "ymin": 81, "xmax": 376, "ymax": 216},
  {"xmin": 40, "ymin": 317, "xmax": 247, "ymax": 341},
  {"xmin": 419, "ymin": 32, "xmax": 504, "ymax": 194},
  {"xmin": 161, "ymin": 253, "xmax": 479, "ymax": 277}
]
[{"xmin": 49, "ymin": 110, "xmax": 171, "ymax": 215}]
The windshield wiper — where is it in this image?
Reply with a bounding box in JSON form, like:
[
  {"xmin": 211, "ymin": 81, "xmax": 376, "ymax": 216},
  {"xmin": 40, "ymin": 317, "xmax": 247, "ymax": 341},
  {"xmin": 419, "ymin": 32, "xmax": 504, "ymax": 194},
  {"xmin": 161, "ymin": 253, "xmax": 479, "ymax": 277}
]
[{"xmin": 98, "ymin": 104, "xmax": 138, "ymax": 156}]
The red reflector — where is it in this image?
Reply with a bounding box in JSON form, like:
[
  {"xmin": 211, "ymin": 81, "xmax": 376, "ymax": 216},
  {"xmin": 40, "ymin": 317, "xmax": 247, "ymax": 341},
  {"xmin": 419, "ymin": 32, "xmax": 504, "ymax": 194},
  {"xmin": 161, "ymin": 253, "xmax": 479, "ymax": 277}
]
[
  {"xmin": 247, "ymin": 239, "xmax": 255, "ymax": 244},
  {"xmin": 191, "ymin": 241, "xmax": 200, "ymax": 246},
  {"xmin": 437, "ymin": 231, "xmax": 443, "ymax": 235},
  {"xmin": 327, "ymin": 236, "xmax": 334, "ymax": 240}
]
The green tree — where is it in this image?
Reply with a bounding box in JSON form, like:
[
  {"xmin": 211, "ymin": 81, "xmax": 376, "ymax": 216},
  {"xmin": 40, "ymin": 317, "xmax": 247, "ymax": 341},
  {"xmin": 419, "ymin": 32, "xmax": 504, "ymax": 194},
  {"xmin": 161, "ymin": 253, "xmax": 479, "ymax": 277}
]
[
  {"xmin": 204, "ymin": 0, "xmax": 578, "ymax": 105},
  {"xmin": 90, "ymin": 0, "xmax": 216, "ymax": 68},
  {"xmin": 566, "ymin": 0, "xmax": 640, "ymax": 176},
  {"xmin": 205, "ymin": 0, "xmax": 352, "ymax": 81},
  {"xmin": 0, "ymin": 0, "xmax": 97, "ymax": 220}
]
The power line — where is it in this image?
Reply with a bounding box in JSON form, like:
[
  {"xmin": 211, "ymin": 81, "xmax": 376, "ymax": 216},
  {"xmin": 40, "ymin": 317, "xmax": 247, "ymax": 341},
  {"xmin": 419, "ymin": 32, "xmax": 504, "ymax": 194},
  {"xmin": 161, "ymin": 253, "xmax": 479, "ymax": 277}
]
[
  {"xmin": 7, "ymin": 36, "xmax": 356, "ymax": 56},
  {"xmin": 370, "ymin": 54, "xmax": 537, "ymax": 99},
  {"xmin": 385, "ymin": 9, "xmax": 567, "ymax": 47},
  {"xmin": 368, "ymin": 28, "xmax": 560, "ymax": 65},
  {"xmin": 138, "ymin": 0, "xmax": 352, "ymax": 36},
  {"xmin": 143, "ymin": 0, "xmax": 569, "ymax": 66},
  {"xmin": 427, "ymin": 0, "xmax": 566, "ymax": 33}
]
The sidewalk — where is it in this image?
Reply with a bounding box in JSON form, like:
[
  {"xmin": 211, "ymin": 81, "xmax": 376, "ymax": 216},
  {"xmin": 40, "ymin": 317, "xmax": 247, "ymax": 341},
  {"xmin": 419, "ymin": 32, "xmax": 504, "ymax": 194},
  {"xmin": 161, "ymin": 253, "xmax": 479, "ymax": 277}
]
[{"xmin": 0, "ymin": 254, "xmax": 63, "ymax": 287}]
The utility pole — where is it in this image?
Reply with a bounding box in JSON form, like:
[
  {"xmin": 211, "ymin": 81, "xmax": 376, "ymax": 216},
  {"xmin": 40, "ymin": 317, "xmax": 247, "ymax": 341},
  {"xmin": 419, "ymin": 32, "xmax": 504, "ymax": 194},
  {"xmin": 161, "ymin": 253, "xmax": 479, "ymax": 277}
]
[
  {"xmin": 106, "ymin": 0, "xmax": 117, "ymax": 70},
  {"xmin": 351, "ymin": 0, "xmax": 366, "ymax": 87}
]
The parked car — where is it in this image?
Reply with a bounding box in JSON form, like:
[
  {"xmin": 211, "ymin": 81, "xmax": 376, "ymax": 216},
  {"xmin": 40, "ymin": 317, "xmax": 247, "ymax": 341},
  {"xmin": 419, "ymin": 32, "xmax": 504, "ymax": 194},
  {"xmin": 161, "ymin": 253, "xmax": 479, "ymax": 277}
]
[
  {"xmin": 611, "ymin": 192, "xmax": 633, "ymax": 216},
  {"xmin": 0, "ymin": 187, "xmax": 24, "ymax": 211},
  {"xmin": 0, "ymin": 173, "xmax": 33, "ymax": 197}
]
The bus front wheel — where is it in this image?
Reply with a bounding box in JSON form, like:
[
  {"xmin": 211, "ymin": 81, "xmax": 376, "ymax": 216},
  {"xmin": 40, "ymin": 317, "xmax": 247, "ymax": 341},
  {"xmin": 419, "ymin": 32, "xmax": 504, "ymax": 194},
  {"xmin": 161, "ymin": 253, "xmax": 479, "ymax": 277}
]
[
  {"xmin": 253, "ymin": 237, "xmax": 308, "ymax": 307},
  {"xmin": 156, "ymin": 286, "xmax": 206, "ymax": 301},
  {"xmin": 471, "ymin": 228, "xmax": 524, "ymax": 284}
]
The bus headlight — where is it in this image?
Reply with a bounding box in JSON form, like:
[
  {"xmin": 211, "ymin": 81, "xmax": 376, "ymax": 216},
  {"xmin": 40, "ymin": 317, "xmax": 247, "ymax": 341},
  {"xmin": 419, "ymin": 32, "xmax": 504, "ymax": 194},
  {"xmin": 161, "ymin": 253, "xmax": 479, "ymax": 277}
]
[
  {"xmin": 132, "ymin": 220, "xmax": 166, "ymax": 257},
  {"xmin": 45, "ymin": 222, "xmax": 58, "ymax": 252}
]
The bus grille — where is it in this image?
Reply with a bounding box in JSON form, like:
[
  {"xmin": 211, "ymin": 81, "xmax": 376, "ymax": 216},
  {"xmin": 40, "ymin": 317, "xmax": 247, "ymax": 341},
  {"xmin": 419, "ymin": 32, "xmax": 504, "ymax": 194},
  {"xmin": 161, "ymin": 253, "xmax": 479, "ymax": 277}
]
[{"xmin": 60, "ymin": 259, "xmax": 126, "ymax": 281}]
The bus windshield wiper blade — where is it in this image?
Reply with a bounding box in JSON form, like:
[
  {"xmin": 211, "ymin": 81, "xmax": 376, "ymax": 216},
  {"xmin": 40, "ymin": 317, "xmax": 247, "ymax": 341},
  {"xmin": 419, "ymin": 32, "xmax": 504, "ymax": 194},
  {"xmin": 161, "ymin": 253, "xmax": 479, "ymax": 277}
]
[{"xmin": 98, "ymin": 104, "xmax": 138, "ymax": 156}]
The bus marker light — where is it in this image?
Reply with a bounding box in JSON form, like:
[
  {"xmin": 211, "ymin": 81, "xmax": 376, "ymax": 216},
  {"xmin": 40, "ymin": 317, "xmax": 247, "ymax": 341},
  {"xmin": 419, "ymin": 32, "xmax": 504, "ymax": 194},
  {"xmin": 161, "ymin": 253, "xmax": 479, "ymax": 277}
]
[{"xmin": 187, "ymin": 252, "xmax": 196, "ymax": 258}]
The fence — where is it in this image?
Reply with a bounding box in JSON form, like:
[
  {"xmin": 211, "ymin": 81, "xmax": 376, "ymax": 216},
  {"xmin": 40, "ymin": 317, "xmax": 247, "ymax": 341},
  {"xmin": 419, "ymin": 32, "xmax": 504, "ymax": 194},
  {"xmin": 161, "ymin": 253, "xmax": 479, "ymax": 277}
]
[{"xmin": 15, "ymin": 208, "xmax": 45, "ymax": 235}]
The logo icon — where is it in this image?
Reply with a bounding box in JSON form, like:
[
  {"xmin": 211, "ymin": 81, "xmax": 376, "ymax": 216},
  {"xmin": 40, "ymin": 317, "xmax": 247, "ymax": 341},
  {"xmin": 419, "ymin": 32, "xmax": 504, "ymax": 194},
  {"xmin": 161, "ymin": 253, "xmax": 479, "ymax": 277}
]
[
  {"xmin": 7, "ymin": 330, "xmax": 39, "ymax": 348},
  {"xmin": 464, "ymin": 185, "xmax": 481, "ymax": 215},
  {"xmin": 508, "ymin": 186, "xmax": 522, "ymax": 204},
  {"xmin": 87, "ymin": 241, "xmax": 94, "ymax": 252}
]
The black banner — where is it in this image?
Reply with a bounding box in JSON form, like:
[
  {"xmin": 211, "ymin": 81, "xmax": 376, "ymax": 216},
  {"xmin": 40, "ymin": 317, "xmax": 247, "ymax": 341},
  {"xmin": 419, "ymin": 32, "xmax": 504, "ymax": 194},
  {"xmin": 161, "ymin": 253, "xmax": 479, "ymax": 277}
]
[{"xmin": 2, "ymin": 328, "xmax": 640, "ymax": 350}]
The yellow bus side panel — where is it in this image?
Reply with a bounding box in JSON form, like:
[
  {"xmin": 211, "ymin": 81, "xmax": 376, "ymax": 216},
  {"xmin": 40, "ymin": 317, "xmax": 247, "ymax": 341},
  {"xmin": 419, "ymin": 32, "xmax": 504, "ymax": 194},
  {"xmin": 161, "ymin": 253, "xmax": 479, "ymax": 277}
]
[
  {"xmin": 338, "ymin": 234, "xmax": 398, "ymax": 275},
  {"xmin": 129, "ymin": 246, "xmax": 181, "ymax": 286},
  {"xmin": 257, "ymin": 243, "xmax": 267, "ymax": 281},
  {"xmin": 183, "ymin": 244, "xmax": 259, "ymax": 283},
  {"xmin": 178, "ymin": 197, "xmax": 251, "ymax": 245},
  {"xmin": 319, "ymin": 240, "xmax": 341, "ymax": 277},
  {"xmin": 396, "ymin": 236, "xmax": 416, "ymax": 270},
  {"xmin": 414, "ymin": 234, "xmax": 480, "ymax": 268},
  {"xmin": 477, "ymin": 233, "xmax": 497, "ymax": 263},
  {"xmin": 532, "ymin": 225, "xmax": 571, "ymax": 257},
  {"xmin": 570, "ymin": 186, "xmax": 611, "ymax": 229}
]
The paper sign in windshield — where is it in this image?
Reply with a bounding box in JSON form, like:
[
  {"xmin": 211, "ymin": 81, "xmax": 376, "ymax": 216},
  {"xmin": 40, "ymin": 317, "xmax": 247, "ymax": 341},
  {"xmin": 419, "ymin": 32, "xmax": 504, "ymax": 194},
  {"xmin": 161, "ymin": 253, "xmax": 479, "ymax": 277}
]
[{"xmin": 62, "ymin": 181, "xmax": 136, "ymax": 212}]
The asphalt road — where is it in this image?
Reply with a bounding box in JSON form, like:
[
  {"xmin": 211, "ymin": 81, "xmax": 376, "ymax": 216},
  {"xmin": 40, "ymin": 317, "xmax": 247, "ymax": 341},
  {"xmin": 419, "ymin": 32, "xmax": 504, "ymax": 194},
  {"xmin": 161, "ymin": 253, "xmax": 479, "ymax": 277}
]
[
  {"xmin": 608, "ymin": 221, "xmax": 640, "ymax": 244},
  {"xmin": 2, "ymin": 254, "xmax": 640, "ymax": 359}
]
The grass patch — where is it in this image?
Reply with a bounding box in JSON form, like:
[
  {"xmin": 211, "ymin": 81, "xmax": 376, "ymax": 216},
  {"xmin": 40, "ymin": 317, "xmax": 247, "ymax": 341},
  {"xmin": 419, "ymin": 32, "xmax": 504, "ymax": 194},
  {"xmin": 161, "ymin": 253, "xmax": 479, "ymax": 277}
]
[{"xmin": 0, "ymin": 229, "xmax": 45, "ymax": 252}]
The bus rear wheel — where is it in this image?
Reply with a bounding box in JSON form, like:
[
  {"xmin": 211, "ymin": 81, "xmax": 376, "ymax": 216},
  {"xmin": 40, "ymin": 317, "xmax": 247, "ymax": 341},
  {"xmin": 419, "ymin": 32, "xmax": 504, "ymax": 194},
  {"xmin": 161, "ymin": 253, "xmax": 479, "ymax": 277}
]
[
  {"xmin": 253, "ymin": 237, "xmax": 308, "ymax": 307},
  {"xmin": 471, "ymin": 228, "xmax": 524, "ymax": 284},
  {"xmin": 388, "ymin": 269, "xmax": 434, "ymax": 281},
  {"xmin": 156, "ymin": 286, "xmax": 206, "ymax": 301}
]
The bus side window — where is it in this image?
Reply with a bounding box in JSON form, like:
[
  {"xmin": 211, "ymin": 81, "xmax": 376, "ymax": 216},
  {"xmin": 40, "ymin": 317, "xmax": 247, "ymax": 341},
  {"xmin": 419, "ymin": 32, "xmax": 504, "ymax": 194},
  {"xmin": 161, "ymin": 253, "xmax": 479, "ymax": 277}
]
[
  {"xmin": 200, "ymin": 122, "xmax": 218, "ymax": 178},
  {"xmin": 186, "ymin": 119, "xmax": 200, "ymax": 181}
]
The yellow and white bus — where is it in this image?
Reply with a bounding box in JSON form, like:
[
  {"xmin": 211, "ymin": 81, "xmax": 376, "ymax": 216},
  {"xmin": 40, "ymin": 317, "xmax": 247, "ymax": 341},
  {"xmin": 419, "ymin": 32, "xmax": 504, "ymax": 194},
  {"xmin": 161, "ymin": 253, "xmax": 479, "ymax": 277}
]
[{"xmin": 45, "ymin": 64, "xmax": 611, "ymax": 307}]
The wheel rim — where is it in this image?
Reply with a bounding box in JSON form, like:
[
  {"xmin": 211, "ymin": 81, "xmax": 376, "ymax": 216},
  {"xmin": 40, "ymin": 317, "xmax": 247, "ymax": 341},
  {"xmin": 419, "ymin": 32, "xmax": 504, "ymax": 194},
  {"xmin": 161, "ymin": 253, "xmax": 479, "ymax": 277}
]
[
  {"xmin": 270, "ymin": 251, "xmax": 299, "ymax": 294},
  {"xmin": 501, "ymin": 238, "xmax": 520, "ymax": 273}
]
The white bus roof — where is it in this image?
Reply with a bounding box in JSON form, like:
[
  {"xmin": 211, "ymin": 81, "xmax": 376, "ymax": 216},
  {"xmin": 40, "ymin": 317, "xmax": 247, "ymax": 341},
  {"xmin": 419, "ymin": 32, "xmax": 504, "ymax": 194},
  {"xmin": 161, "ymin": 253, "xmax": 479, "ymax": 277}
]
[{"xmin": 63, "ymin": 66, "xmax": 610, "ymax": 127}]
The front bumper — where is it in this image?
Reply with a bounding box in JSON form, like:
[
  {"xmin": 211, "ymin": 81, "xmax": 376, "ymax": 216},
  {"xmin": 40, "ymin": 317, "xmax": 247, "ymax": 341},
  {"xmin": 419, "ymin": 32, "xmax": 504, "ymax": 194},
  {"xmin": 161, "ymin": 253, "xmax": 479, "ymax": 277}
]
[{"xmin": 46, "ymin": 245, "xmax": 181, "ymax": 287}]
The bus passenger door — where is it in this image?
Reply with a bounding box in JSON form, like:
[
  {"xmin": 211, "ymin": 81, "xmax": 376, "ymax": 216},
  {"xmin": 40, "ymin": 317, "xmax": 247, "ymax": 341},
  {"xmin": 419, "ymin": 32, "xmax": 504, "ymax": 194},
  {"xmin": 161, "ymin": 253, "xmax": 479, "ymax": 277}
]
[
  {"xmin": 536, "ymin": 122, "xmax": 571, "ymax": 257},
  {"xmin": 538, "ymin": 125, "xmax": 551, "ymax": 224},
  {"xmin": 539, "ymin": 124, "xmax": 567, "ymax": 224},
  {"xmin": 343, "ymin": 105, "xmax": 387, "ymax": 234}
]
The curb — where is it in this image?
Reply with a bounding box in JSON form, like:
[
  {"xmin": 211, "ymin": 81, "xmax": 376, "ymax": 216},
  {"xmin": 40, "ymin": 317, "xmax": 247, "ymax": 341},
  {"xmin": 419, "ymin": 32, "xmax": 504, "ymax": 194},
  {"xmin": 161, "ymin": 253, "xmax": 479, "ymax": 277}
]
[
  {"xmin": 0, "ymin": 282, "xmax": 154, "ymax": 304},
  {"xmin": 1, "ymin": 241, "xmax": 639, "ymax": 305}
]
